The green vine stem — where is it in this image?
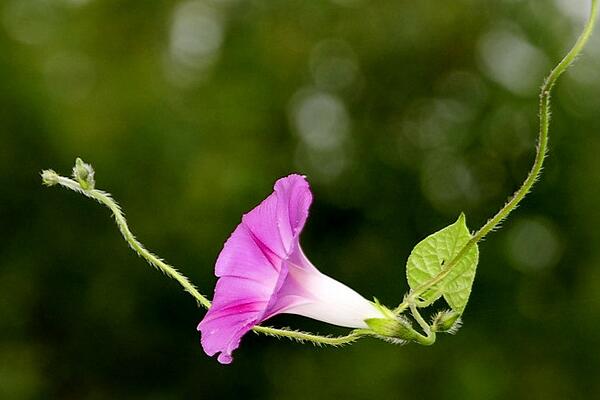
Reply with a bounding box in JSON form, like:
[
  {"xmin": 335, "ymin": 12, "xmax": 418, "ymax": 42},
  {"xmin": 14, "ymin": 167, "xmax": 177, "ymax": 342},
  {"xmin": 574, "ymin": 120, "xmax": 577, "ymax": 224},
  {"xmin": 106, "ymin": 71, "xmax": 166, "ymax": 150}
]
[
  {"xmin": 41, "ymin": 166, "xmax": 365, "ymax": 346},
  {"xmin": 409, "ymin": 303, "xmax": 436, "ymax": 346},
  {"xmin": 395, "ymin": 0, "xmax": 598, "ymax": 313},
  {"xmin": 253, "ymin": 326, "xmax": 368, "ymax": 346},
  {"xmin": 42, "ymin": 169, "xmax": 212, "ymax": 310}
]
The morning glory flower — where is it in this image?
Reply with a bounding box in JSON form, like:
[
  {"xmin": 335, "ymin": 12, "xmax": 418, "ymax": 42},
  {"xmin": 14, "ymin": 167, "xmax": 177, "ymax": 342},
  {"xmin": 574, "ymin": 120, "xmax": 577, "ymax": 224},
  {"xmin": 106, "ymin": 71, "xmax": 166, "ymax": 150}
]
[{"xmin": 198, "ymin": 174, "xmax": 386, "ymax": 364}]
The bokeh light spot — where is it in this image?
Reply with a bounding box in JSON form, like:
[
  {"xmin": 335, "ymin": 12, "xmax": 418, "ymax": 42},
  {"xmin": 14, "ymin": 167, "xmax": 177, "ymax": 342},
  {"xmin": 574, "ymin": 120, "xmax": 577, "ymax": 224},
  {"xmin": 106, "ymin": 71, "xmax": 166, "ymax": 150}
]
[
  {"xmin": 478, "ymin": 26, "xmax": 549, "ymax": 96},
  {"xmin": 506, "ymin": 216, "xmax": 563, "ymax": 272},
  {"xmin": 165, "ymin": 0, "xmax": 224, "ymax": 86},
  {"xmin": 291, "ymin": 90, "xmax": 350, "ymax": 151},
  {"xmin": 309, "ymin": 39, "xmax": 359, "ymax": 91}
]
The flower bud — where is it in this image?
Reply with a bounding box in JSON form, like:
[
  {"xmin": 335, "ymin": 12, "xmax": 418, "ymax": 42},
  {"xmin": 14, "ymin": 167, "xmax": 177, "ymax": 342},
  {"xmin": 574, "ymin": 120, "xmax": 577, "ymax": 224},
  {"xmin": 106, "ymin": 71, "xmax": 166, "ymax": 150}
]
[
  {"xmin": 41, "ymin": 169, "xmax": 59, "ymax": 186},
  {"xmin": 431, "ymin": 310, "xmax": 462, "ymax": 334},
  {"xmin": 73, "ymin": 157, "xmax": 95, "ymax": 190}
]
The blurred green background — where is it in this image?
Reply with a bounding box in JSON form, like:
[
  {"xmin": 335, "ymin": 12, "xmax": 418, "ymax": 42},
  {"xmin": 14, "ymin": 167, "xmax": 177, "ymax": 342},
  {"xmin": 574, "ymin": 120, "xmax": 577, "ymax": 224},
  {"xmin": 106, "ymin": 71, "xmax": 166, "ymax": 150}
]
[{"xmin": 2, "ymin": 0, "xmax": 600, "ymax": 398}]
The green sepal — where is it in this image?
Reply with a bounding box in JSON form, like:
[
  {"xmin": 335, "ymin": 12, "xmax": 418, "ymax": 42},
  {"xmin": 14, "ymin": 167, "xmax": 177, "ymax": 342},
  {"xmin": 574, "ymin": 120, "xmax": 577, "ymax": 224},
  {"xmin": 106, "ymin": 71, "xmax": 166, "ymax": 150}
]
[{"xmin": 365, "ymin": 316, "xmax": 418, "ymax": 341}]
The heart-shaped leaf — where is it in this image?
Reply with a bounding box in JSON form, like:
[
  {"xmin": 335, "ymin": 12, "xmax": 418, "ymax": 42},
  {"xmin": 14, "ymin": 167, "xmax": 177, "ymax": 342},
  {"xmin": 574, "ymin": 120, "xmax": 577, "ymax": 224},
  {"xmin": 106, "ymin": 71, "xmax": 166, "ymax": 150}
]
[{"xmin": 406, "ymin": 213, "xmax": 479, "ymax": 313}]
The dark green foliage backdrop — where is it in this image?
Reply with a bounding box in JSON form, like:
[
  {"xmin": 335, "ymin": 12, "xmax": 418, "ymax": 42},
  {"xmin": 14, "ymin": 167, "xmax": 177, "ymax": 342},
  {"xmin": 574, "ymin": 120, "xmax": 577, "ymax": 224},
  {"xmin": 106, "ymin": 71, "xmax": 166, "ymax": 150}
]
[{"xmin": 2, "ymin": 0, "xmax": 600, "ymax": 398}]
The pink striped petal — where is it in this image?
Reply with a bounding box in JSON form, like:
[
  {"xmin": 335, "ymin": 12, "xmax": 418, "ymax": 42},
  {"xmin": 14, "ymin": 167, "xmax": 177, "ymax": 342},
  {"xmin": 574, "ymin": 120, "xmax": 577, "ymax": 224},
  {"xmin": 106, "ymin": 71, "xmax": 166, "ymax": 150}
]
[{"xmin": 198, "ymin": 175, "xmax": 311, "ymax": 364}]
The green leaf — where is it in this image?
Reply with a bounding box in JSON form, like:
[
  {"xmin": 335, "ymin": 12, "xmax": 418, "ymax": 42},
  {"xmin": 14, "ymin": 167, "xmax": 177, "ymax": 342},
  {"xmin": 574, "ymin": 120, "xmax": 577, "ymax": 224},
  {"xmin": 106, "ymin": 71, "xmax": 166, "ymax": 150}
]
[{"xmin": 406, "ymin": 213, "xmax": 479, "ymax": 313}]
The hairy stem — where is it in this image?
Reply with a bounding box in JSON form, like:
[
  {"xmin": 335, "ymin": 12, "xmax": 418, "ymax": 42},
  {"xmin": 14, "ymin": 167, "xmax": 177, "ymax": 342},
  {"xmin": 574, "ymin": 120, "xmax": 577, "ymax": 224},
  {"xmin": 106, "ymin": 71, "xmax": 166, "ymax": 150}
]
[
  {"xmin": 49, "ymin": 174, "xmax": 212, "ymax": 309},
  {"xmin": 253, "ymin": 326, "xmax": 367, "ymax": 346},
  {"xmin": 42, "ymin": 171, "xmax": 365, "ymax": 346},
  {"xmin": 396, "ymin": 0, "xmax": 598, "ymax": 312},
  {"xmin": 410, "ymin": 303, "xmax": 436, "ymax": 346}
]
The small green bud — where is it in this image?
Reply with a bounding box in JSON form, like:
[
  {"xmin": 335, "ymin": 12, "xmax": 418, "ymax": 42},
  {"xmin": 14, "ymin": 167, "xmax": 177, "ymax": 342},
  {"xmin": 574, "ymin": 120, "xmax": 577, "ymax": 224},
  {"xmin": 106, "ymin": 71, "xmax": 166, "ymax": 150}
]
[
  {"xmin": 365, "ymin": 316, "xmax": 419, "ymax": 341},
  {"xmin": 72, "ymin": 157, "xmax": 95, "ymax": 190},
  {"xmin": 41, "ymin": 169, "xmax": 59, "ymax": 186},
  {"xmin": 431, "ymin": 310, "xmax": 462, "ymax": 334}
]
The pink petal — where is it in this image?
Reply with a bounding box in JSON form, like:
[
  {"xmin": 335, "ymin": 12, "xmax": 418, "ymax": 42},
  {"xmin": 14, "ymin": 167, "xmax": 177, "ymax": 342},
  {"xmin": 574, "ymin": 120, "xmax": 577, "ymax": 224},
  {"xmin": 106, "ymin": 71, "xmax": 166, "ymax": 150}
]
[
  {"xmin": 199, "ymin": 299, "xmax": 265, "ymax": 365},
  {"xmin": 242, "ymin": 174, "xmax": 312, "ymax": 258},
  {"xmin": 198, "ymin": 174, "xmax": 313, "ymax": 364}
]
